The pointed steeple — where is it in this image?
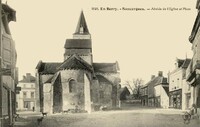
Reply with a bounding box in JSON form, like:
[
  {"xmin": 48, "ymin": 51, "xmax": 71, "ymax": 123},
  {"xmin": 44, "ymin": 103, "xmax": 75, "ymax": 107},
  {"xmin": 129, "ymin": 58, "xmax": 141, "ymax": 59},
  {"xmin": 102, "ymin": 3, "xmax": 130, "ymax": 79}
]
[{"xmin": 74, "ymin": 11, "xmax": 90, "ymax": 35}]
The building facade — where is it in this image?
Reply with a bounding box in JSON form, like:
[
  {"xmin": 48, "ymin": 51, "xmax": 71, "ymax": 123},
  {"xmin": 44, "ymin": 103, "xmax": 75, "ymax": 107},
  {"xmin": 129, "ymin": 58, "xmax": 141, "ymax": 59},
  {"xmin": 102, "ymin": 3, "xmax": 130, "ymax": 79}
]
[
  {"xmin": 154, "ymin": 82, "xmax": 169, "ymax": 108},
  {"xmin": 16, "ymin": 73, "xmax": 36, "ymax": 111},
  {"xmin": 186, "ymin": 0, "xmax": 200, "ymax": 115},
  {"xmin": 169, "ymin": 58, "xmax": 191, "ymax": 109},
  {"xmin": 141, "ymin": 71, "xmax": 169, "ymax": 108},
  {"xmin": 0, "ymin": 4, "xmax": 17, "ymax": 127},
  {"xmin": 119, "ymin": 86, "xmax": 130, "ymax": 101},
  {"xmin": 141, "ymin": 84, "xmax": 148, "ymax": 106},
  {"xmin": 35, "ymin": 11, "xmax": 121, "ymax": 114}
]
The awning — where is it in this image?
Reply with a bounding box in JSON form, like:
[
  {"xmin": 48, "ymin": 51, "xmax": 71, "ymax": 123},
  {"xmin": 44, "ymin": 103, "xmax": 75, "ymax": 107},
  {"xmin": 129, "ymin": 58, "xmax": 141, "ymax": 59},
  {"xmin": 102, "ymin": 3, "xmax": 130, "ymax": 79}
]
[{"xmin": 186, "ymin": 71, "xmax": 196, "ymax": 82}]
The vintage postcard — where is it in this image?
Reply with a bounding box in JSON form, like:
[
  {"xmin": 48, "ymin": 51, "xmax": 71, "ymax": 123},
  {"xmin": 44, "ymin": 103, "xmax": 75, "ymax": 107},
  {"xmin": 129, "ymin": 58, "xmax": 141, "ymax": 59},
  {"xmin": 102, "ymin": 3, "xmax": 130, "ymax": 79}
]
[{"xmin": 0, "ymin": 0, "xmax": 200, "ymax": 127}]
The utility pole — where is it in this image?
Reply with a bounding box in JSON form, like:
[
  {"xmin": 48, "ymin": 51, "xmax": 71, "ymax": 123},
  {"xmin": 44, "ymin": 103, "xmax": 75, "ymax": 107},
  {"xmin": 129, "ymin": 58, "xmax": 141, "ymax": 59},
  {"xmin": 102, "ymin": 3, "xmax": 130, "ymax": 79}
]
[{"xmin": 0, "ymin": 0, "xmax": 3, "ymax": 126}]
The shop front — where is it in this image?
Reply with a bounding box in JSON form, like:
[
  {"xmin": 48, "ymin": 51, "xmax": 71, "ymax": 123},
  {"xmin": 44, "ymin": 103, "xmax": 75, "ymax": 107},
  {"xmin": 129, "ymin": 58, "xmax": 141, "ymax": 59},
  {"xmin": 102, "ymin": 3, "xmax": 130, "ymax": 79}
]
[{"xmin": 169, "ymin": 89, "xmax": 182, "ymax": 109}]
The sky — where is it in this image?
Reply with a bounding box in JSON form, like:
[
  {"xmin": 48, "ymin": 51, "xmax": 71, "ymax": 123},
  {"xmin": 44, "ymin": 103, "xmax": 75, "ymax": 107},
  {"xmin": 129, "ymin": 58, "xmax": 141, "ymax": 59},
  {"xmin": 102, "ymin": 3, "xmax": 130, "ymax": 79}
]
[{"xmin": 4, "ymin": 0, "xmax": 197, "ymax": 84}]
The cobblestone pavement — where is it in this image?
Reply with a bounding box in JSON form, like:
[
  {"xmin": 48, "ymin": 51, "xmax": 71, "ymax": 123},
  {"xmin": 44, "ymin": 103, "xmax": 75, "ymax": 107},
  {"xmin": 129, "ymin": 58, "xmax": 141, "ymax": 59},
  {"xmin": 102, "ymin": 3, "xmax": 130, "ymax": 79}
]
[{"xmin": 14, "ymin": 109, "xmax": 200, "ymax": 127}]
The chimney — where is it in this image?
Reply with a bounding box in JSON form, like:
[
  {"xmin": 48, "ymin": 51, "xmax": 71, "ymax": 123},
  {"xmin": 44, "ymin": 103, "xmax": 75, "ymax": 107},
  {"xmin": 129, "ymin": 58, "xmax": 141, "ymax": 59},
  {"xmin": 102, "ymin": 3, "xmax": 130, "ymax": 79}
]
[
  {"xmin": 151, "ymin": 75, "xmax": 155, "ymax": 80},
  {"xmin": 158, "ymin": 71, "xmax": 163, "ymax": 77},
  {"xmin": 26, "ymin": 73, "xmax": 31, "ymax": 82}
]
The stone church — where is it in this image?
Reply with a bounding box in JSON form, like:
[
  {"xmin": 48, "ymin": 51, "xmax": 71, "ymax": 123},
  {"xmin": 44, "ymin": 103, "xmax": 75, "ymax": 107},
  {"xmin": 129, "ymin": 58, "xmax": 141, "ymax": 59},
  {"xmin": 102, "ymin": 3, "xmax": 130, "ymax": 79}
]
[{"xmin": 35, "ymin": 11, "xmax": 121, "ymax": 114}]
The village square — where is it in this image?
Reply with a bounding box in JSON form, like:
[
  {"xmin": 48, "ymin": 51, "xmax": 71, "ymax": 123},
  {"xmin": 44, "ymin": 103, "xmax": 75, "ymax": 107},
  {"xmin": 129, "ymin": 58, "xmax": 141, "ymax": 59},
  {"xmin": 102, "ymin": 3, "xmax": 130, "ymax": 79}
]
[{"xmin": 0, "ymin": 0, "xmax": 200, "ymax": 127}]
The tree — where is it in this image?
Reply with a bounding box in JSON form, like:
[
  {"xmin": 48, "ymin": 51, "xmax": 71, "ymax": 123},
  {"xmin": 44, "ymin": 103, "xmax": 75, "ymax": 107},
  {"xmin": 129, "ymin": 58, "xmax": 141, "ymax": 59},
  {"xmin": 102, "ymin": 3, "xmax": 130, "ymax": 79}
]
[{"xmin": 125, "ymin": 78, "xmax": 144, "ymax": 99}]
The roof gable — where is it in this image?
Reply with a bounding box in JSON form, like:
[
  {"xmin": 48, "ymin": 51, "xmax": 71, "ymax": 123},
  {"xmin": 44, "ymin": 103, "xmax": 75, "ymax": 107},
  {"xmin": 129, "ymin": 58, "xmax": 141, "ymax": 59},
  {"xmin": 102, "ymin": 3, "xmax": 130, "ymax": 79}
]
[{"xmin": 58, "ymin": 54, "xmax": 93, "ymax": 72}]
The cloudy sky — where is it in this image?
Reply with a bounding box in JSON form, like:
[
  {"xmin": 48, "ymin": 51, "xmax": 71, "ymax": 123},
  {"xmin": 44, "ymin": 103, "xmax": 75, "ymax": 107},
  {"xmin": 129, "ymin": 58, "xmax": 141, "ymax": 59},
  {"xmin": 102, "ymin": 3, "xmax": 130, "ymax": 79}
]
[{"xmin": 5, "ymin": 0, "xmax": 197, "ymax": 84}]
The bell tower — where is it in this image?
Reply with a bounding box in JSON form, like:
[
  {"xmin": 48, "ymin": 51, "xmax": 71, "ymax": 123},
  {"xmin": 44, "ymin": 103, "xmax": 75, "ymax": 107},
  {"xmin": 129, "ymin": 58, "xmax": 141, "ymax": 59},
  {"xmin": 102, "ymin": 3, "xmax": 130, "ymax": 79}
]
[
  {"xmin": 64, "ymin": 11, "xmax": 93, "ymax": 65},
  {"xmin": 73, "ymin": 11, "xmax": 91, "ymax": 39}
]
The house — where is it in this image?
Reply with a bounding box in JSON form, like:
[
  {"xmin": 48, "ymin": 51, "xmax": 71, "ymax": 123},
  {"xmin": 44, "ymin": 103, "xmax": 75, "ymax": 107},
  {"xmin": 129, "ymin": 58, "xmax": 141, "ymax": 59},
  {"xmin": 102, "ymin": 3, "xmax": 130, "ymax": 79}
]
[
  {"xmin": 169, "ymin": 58, "xmax": 191, "ymax": 109},
  {"xmin": 16, "ymin": 73, "xmax": 36, "ymax": 111},
  {"xmin": 141, "ymin": 84, "xmax": 148, "ymax": 106},
  {"xmin": 186, "ymin": 0, "xmax": 200, "ymax": 115},
  {"xmin": 0, "ymin": 3, "xmax": 17, "ymax": 127},
  {"xmin": 154, "ymin": 78, "xmax": 169, "ymax": 108},
  {"xmin": 141, "ymin": 71, "xmax": 169, "ymax": 108},
  {"xmin": 35, "ymin": 11, "xmax": 121, "ymax": 114},
  {"xmin": 119, "ymin": 86, "xmax": 131, "ymax": 101}
]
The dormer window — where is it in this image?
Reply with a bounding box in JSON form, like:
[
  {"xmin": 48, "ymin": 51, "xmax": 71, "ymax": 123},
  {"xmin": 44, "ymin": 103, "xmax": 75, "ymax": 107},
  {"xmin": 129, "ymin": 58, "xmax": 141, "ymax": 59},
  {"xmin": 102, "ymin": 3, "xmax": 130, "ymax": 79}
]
[{"xmin": 80, "ymin": 26, "xmax": 84, "ymax": 34}]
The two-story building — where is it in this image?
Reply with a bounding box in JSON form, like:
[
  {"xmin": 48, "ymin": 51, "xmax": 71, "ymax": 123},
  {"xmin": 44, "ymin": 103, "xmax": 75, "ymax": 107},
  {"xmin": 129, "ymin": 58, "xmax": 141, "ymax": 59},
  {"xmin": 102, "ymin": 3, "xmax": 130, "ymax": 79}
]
[
  {"xmin": 186, "ymin": 0, "xmax": 200, "ymax": 115},
  {"xmin": 0, "ymin": 3, "xmax": 17, "ymax": 127},
  {"xmin": 16, "ymin": 73, "xmax": 36, "ymax": 111},
  {"xmin": 141, "ymin": 81, "xmax": 149, "ymax": 106},
  {"xmin": 169, "ymin": 58, "xmax": 191, "ymax": 109},
  {"xmin": 141, "ymin": 72, "xmax": 169, "ymax": 108}
]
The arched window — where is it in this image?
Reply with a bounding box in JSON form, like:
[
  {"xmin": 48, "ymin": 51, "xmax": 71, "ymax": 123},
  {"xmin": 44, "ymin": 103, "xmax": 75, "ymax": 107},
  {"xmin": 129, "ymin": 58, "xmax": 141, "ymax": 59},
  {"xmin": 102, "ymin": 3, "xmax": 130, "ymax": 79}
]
[{"xmin": 69, "ymin": 79, "xmax": 76, "ymax": 93}]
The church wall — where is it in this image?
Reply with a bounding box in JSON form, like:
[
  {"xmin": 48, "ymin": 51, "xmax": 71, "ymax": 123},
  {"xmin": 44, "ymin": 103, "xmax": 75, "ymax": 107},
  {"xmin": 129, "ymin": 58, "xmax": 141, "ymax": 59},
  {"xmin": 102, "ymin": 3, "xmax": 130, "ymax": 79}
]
[
  {"xmin": 96, "ymin": 73, "xmax": 121, "ymax": 107},
  {"xmin": 90, "ymin": 79, "xmax": 100, "ymax": 111},
  {"xmin": 43, "ymin": 83, "xmax": 53, "ymax": 113},
  {"xmin": 35, "ymin": 71, "xmax": 40, "ymax": 112},
  {"xmin": 60, "ymin": 70, "xmax": 91, "ymax": 111},
  {"xmin": 99, "ymin": 82, "xmax": 113, "ymax": 108},
  {"xmin": 38, "ymin": 74, "xmax": 54, "ymax": 112}
]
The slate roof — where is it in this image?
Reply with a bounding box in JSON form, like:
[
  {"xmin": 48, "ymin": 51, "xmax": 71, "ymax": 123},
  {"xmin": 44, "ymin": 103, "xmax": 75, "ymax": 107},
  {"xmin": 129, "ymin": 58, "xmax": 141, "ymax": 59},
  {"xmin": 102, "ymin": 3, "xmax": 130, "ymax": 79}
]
[
  {"xmin": 57, "ymin": 54, "xmax": 93, "ymax": 72},
  {"xmin": 163, "ymin": 86, "xmax": 169, "ymax": 96},
  {"xmin": 145, "ymin": 76, "xmax": 165, "ymax": 87},
  {"xmin": 189, "ymin": 10, "xmax": 200, "ymax": 43},
  {"xmin": 181, "ymin": 58, "xmax": 191, "ymax": 68},
  {"xmin": 177, "ymin": 59, "xmax": 185, "ymax": 68},
  {"xmin": 74, "ymin": 11, "xmax": 90, "ymax": 35},
  {"xmin": 64, "ymin": 39, "xmax": 92, "ymax": 49},
  {"xmin": 145, "ymin": 76, "xmax": 168, "ymax": 97},
  {"xmin": 93, "ymin": 62, "xmax": 119, "ymax": 73},
  {"xmin": 197, "ymin": 0, "xmax": 200, "ymax": 9},
  {"xmin": 2, "ymin": 4, "xmax": 16, "ymax": 22},
  {"xmin": 96, "ymin": 74, "xmax": 113, "ymax": 84},
  {"xmin": 36, "ymin": 61, "xmax": 62, "ymax": 74},
  {"xmin": 119, "ymin": 86, "xmax": 131, "ymax": 94},
  {"xmin": 19, "ymin": 74, "xmax": 35, "ymax": 83}
]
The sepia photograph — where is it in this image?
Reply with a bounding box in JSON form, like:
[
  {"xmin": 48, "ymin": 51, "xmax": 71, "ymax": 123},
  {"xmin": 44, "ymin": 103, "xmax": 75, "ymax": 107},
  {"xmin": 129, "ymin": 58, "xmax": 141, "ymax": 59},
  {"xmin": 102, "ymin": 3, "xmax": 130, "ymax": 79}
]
[{"xmin": 0, "ymin": 0, "xmax": 200, "ymax": 126}]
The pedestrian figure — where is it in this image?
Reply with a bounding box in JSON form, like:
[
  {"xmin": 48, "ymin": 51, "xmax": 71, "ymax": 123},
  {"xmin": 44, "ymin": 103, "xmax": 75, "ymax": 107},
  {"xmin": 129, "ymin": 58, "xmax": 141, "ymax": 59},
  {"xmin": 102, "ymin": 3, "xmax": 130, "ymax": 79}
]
[
  {"xmin": 32, "ymin": 106, "xmax": 35, "ymax": 112},
  {"xmin": 182, "ymin": 112, "xmax": 191, "ymax": 124},
  {"xmin": 189, "ymin": 104, "xmax": 199, "ymax": 119},
  {"xmin": 37, "ymin": 117, "xmax": 44, "ymax": 126},
  {"xmin": 182, "ymin": 104, "xmax": 199, "ymax": 124}
]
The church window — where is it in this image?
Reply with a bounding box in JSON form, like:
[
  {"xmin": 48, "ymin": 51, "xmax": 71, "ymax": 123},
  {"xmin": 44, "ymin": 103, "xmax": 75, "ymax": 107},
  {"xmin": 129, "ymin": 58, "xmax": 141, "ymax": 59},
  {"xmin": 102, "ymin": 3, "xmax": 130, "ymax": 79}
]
[
  {"xmin": 69, "ymin": 79, "xmax": 76, "ymax": 93},
  {"xmin": 99, "ymin": 91, "xmax": 104, "ymax": 98}
]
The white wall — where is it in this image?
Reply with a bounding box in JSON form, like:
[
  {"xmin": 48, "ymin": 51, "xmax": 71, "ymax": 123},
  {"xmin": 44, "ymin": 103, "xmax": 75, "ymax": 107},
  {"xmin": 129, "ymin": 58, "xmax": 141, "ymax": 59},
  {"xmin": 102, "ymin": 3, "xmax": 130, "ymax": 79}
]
[
  {"xmin": 16, "ymin": 82, "xmax": 36, "ymax": 111},
  {"xmin": 169, "ymin": 69, "xmax": 183, "ymax": 92},
  {"xmin": 154, "ymin": 84, "xmax": 169, "ymax": 108}
]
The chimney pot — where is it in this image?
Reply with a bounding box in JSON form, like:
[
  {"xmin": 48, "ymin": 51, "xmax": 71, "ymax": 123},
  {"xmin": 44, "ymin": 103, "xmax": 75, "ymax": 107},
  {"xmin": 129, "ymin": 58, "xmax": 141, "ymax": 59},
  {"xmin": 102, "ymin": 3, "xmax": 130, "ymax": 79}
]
[
  {"xmin": 158, "ymin": 71, "xmax": 163, "ymax": 77},
  {"xmin": 151, "ymin": 75, "xmax": 155, "ymax": 80}
]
